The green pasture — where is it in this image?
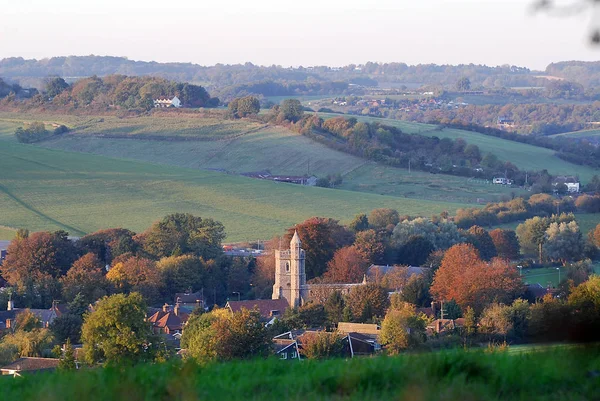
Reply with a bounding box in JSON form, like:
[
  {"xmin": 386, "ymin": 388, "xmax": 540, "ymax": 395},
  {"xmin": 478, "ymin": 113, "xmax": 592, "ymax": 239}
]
[
  {"xmin": 339, "ymin": 164, "xmax": 526, "ymax": 204},
  {"xmin": 265, "ymin": 95, "xmax": 340, "ymax": 104},
  {"xmin": 553, "ymin": 128, "xmax": 600, "ymax": 139},
  {"xmin": 0, "ymin": 139, "xmax": 467, "ymax": 241},
  {"xmin": 318, "ymin": 113, "xmax": 600, "ymax": 182}
]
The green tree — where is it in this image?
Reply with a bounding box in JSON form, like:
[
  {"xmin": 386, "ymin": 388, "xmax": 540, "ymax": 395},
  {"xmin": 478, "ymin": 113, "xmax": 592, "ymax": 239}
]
[
  {"xmin": 543, "ymin": 221, "xmax": 585, "ymax": 264},
  {"xmin": 398, "ymin": 275, "xmax": 431, "ymax": 307},
  {"xmin": 45, "ymin": 76, "xmax": 69, "ymax": 98},
  {"xmin": 58, "ymin": 339, "xmax": 77, "ymax": 371},
  {"xmin": 81, "ymin": 293, "xmax": 157, "ymax": 365},
  {"xmin": 280, "ymin": 99, "xmax": 304, "ymax": 122},
  {"xmin": 349, "ymin": 213, "xmax": 369, "ymax": 232},
  {"xmin": 346, "ymin": 284, "xmax": 390, "ymax": 322},
  {"xmin": 396, "ymin": 235, "xmax": 434, "ymax": 266},
  {"xmin": 156, "ymin": 254, "xmax": 206, "ymax": 297},
  {"xmin": 300, "ymin": 331, "xmax": 345, "ymax": 359},
  {"xmin": 463, "ymin": 306, "xmax": 477, "ymax": 337},
  {"xmin": 456, "ymin": 77, "xmax": 471, "ymax": 91},
  {"xmin": 236, "ymin": 96, "xmax": 260, "ymax": 117},
  {"xmin": 141, "ymin": 213, "xmax": 225, "ymax": 260},
  {"xmin": 516, "ymin": 217, "xmax": 550, "ymax": 263},
  {"xmin": 369, "ymin": 208, "xmax": 399, "ymax": 230},
  {"xmin": 379, "ymin": 302, "xmax": 427, "ymax": 355},
  {"xmin": 324, "ymin": 291, "xmax": 345, "ymax": 326},
  {"xmin": 50, "ymin": 314, "xmax": 83, "ymax": 344}
]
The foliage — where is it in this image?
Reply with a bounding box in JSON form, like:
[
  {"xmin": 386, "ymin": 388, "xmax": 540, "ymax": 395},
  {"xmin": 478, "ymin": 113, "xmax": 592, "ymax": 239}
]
[
  {"xmin": 14, "ymin": 121, "xmax": 53, "ymax": 143},
  {"xmin": 353, "ymin": 229, "xmax": 385, "ymax": 264},
  {"xmin": 348, "ymin": 213, "xmax": 369, "ymax": 232},
  {"xmin": 77, "ymin": 228, "xmax": 137, "ymax": 264},
  {"xmin": 284, "ymin": 217, "xmax": 353, "ymax": 280},
  {"xmin": 567, "ymin": 275, "xmax": 600, "ymax": 341},
  {"xmin": 228, "ymin": 96, "xmax": 260, "ymax": 118},
  {"xmin": 322, "ymin": 246, "xmax": 369, "ymax": 283},
  {"xmin": 346, "ymin": 284, "xmax": 390, "ymax": 322},
  {"xmin": 299, "ymin": 331, "xmax": 345, "ymax": 359},
  {"xmin": 463, "ymin": 225, "xmax": 497, "ymax": 261},
  {"xmin": 368, "ymin": 208, "xmax": 399, "ymax": 230},
  {"xmin": 81, "ymin": 293, "xmax": 156, "ymax": 365},
  {"xmin": 57, "ymin": 339, "xmax": 77, "ymax": 371},
  {"xmin": 516, "ymin": 216, "xmax": 550, "ymax": 263},
  {"xmin": 45, "ymin": 77, "xmax": 70, "ymax": 98},
  {"xmin": 50, "ymin": 314, "xmax": 83, "ymax": 344},
  {"xmin": 141, "ymin": 213, "xmax": 225, "ymax": 260},
  {"xmin": 395, "ymin": 235, "xmax": 434, "ymax": 266},
  {"xmin": 61, "ymin": 253, "xmax": 109, "ymax": 303},
  {"xmin": 282, "ymin": 303, "xmax": 327, "ymax": 330},
  {"xmin": 106, "ymin": 256, "xmax": 162, "ymax": 304},
  {"xmin": 324, "ymin": 291, "xmax": 345, "ymax": 325},
  {"xmin": 489, "ymin": 229, "xmax": 520, "ymax": 260},
  {"xmin": 397, "ymin": 275, "xmax": 432, "ymax": 307},
  {"xmin": 392, "ymin": 217, "xmax": 463, "ymax": 251},
  {"xmin": 379, "ymin": 302, "xmax": 427, "ymax": 355},
  {"xmin": 280, "ymin": 99, "xmax": 304, "ymax": 122},
  {"xmin": 1, "ymin": 328, "xmax": 55, "ymax": 358},
  {"xmin": 156, "ymin": 254, "xmax": 206, "ymax": 297},
  {"xmin": 431, "ymin": 244, "xmax": 523, "ymax": 312},
  {"xmin": 543, "ymin": 221, "xmax": 585, "ymax": 264}
]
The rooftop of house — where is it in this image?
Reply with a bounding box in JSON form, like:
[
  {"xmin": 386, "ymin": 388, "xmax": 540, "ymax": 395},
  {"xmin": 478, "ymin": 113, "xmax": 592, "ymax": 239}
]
[
  {"xmin": 337, "ymin": 322, "xmax": 380, "ymax": 335},
  {"xmin": 1, "ymin": 357, "xmax": 60, "ymax": 373},
  {"xmin": 368, "ymin": 264, "xmax": 427, "ymax": 277},
  {"xmin": 174, "ymin": 292, "xmax": 203, "ymax": 304},
  {"xmin": 226, "ymin": 299, "xmax": 289, "ymax": 319}
]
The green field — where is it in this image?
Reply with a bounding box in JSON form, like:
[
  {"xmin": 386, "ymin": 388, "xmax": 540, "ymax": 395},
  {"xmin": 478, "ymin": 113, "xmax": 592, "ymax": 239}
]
[
  {"xmin": 0, "ymin": 112, "xmax": 524, "ymax": 204},
  {"xmin": 318, "ymin": 113, "xmax": 600, "ymax": 182},
  {"xmin": 3, "ymin": 347, "xmax": 599, "ymax": 401},
  {"xmin": 0, "ymin": 139, "xmax": 469, "ymax": 241},
  {"xmin": 553, "ymin": 128, "xmax": 600, "ymax": 139}
]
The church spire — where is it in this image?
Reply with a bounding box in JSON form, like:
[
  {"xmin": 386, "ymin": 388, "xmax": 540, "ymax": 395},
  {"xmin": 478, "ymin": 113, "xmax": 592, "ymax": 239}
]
[{"xmin": 290, "ymin": 230, "xmax": 301, "ymax": 248}]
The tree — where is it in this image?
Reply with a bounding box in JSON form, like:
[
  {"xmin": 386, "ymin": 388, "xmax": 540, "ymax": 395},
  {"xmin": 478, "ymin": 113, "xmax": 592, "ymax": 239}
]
[
  {"xmin": 516, "ymin": 217, "xmax": 550, "ymax": 263},
  {"xmin": 77, "ymin": 228, "xmax": 137, "ymax": 264},
  {"xmin": 489, "ymin": 229, "xmax": 520, "ymax": 260},
  {"xmin": 45, "ymin": 76, "xmax": 69, "ymax": 98},
  {"xmin": 106, "ymin": 256, "xmax": 162, "ymax": 304},
  {"xmin": 156, "ymin": 254, "xmax": 206, "ymax": 297},
  {"xmin": 479, "ymin": 303, "xmax": 512, "ymax": 341},
  {"xmin": 141, "ymin": 213, "xmax": 225, "ymax": 260},
  {"xmin": 50, "ymin": 314, "xmax": 83, "ymax": 344},
  {"xmin": 324, "ymin": 291, "xmax": 345, "ymax": 325},
  {"xmin": 353, "ymin": 229, "xmax": 385, "ymax": 264},
  {"xmin": 543, "ymin": 221, "xmax": 585, "ymax": 264},
  {"xmin": 1, "ymin": 327, "xmax": 54, "ymax": 358},
  {"xmin": 379, "ymin": 302, "xmax": 427, "ymax": 355},
  {"xmin": 349, "ymin": 213, "xmax": 369, "ymax": 232},
  {"xmin": 456, "ymin": 77, "xmax": 471, "ymax": 91},
  {"xmin": 181, "ymin": 308, "xmax": 270, "ymax": 362},
  {"xmin": 322, "ymin": 246, "xmax": 369, "ymax": 284},
  {"xmin": 235, "ymin": 96, "xmax": 260, "ymax": 117},
  {"xmin": 392, "ymin": 218, "xmax": 463, "ymax": 251},
  {"xmin": 430, "ymin": 244, "xmax": 523, "ymax": 312},
  {"xmin": 61, "ymin": 253, "xmax": 109, "ymax": 303},
  {"xmin": 300, "ymin": 331, "xmax": 345, "ymax": 359},
  {"xmin": 567, "ymin": 275, "xmax": 600, "ymax": 341},
  {"xmin": 283, "ymin": 303, "xmax": 327, "ymax": 329},
  {"xmin": 280, "ymin": 99, "xmax": 304, "ymax": 122},
  {"xmin": 396, "ymin": 235, "xmax": 434, "ymax": 266},
  {"xmin": 346, "ymin": 284, "xmax": 390, "ymax": 322},
  {"xmin": 463, "ymin": 225, "xmax": 497, "ymax": 261},
  {"xmin": 463, "ymin": 306, "xmax": 477, "ymax": 337},
  {"xmin": 58, "ymin": 339, "xmax": 77, "ymax": 371},
  {"xmin": 81, "ymin": 293, "xmax": 156, "ymax": 365},
  {"xmin": 368, "ymin": 208, "xmax": 399, "ymax": 230},
  {"xmin": 398, "ymin": 275, "xmax": 431, "ymax": 307},
  {"xmin": 284, "ymin": 217, "xmax": 354, "ymax": 280}
]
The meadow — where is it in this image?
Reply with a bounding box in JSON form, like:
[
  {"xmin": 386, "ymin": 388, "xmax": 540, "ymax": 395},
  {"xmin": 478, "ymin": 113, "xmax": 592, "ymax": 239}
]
[
  {"xmin": 318, "ymin": 113, "xmax": 600, "ymax": 182},
  {"xmin": 0, "ymin": 112, "xmax": 521, "ymax": 204},
  {"xmin": 552, "ymin": 128, "xmax": 600, "ymax": 139},
  {"xmin": 3, "ymin": 347, "xmax": 599, "ymax": 401},
  {"xmin": 0, "ymin": 139, "xmax": 467, "ymax": 241}
]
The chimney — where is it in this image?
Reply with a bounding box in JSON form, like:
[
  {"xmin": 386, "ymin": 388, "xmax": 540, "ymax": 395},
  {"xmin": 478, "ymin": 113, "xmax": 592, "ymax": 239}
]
[
  {"xmin": 7, "ymin": 299, "xmax": 14, "ymax": 311},
  {"xmin": 174, "ymin": 302, "xmax": 180, "ymax": 317},
  {"xmin": 162, "ymin": 303, "xmax": 170, "ymax": 313}
]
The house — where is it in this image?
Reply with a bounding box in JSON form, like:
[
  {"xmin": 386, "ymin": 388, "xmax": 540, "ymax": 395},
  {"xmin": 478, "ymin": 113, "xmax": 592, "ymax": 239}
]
[
  {"xmin": 1, "ymin": 358, "xmax": 60, "ymax": 377},
  {"xmin": 225, "ymin": 298, "xmax": 289, "ymax": 321},
  {"xmin": 0, "ymin": 300, "xmax": 65, "ymax": 331},
  {"xmin": 147, "ymin": 303, "xmax": 190, "ymax": 335},
  {"xmin": 153, "ymin": 96, "xmax": 181, "ymax": 108},
  {"xmin": 552, "ymin": 176, "xmax": 580, "ymax": 193},
  {"xmin": 427, "ymin": 318, "xmax": 465, "ymax": 335},
  {"xmin": 0, "ymin": 240, "xmax": 10, "ymax": 266},
  {"xmin": 493, "ymin": 177, "xmax": 512, "ymax": 185},
  {"xmin": 174, "ymin": 291, "xmax": 204, "ymax": 312}
]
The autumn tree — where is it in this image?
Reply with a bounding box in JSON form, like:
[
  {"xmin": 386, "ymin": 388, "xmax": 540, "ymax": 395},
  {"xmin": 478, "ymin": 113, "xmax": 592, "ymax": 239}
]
[
  {"xmin": 430, "ymin": 244, "xmax": 523, "ymax": 312},
  {"xmin": 353, "ymin": 229, "xmax": 385, "ymax": 264},
  {"xmin": 77, "ymin": 228, "xmax": 137, "ymax": 264},
  {"xmin": 252, "ymin": 253, "xmax": 276, "ymax": 299},
  {"xmin": 81, "ymin": 293, "xmax": 156, "ymax": 365},
  {"xmin": 106, "ymin": 256, "xmax": 162, "ymax": 303},
  {"xmin": 379, "ymin": 302, "xmax": 427, "ymax": 355},
  {"xmin": 456, "ymin": 77, "xmax": 471, "ymax": 91},
  {"xmin": 300, "ymin": 331, "xmax": 345, "ymax": 359},
  {"xmin": 141, "ymin": 213, "xmax": 225, "ymax": 260},
  {"xmin": 568, "ymin": 275, "xmax": 600, "ymax": 341},
  {"xmin": 280, "ymin": 99, "xmax": 304, "ymax": 122},
  {"xmin": 463, "ymin": 225, "xmax": 497, "ymax": 261},
  {"xmin": 396, "ymin": 235, "xmax": 434, "ymax": 266},
  {"xmin": 156, "ymin": 254, "xmax": 206, "ymax": 297},
  {"xmin": 489, "ymin": 229, "xmax": 520, "ymax": 260},
  {"xmin": 368, "ymin": 208, "xmax": 399, "ymax": 230},
  {"xmin": 322, "ymin": 246, "xmax": 369, "ymax": 284},
  {"xmin": 397, "ymin": 275, "xmax": 432, "ymax": 307},
  {"xmin": 61, "ymin": 253, "xmax": 109, "ymax": 303},
  {"xmin": 346, "ymin": 283, "xmax": 390, "ymax": 322},
  {"xmin": 285, "ymin": 217, "xmax": 354, "ymax": 279}
]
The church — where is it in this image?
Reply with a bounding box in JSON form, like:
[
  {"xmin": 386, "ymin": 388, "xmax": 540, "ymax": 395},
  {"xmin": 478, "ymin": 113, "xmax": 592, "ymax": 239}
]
[{"xmin": 272, "ymin": 231, "xmax": 366, "ymax": 308}]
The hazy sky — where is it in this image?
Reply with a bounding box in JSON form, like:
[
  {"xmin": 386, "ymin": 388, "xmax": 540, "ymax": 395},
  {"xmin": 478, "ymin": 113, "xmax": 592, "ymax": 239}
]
[{"xmin": 1, "ymin": 0, "xmax": 598, "ymax": 70}]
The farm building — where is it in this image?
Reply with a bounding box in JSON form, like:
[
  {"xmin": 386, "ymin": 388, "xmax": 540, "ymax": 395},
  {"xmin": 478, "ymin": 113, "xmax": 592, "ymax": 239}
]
[
  {"xmin": 153, "ymin": 96, "xmax": 181, "ymax": 108},
  {"xmin": 492, "ymin": 177, "xmax": 512, "ymax": 185}
]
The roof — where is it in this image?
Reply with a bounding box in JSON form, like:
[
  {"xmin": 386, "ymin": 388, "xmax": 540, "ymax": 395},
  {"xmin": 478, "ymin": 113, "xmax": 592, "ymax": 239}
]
[
  {"xmin": 175, "ymin": 292, "xmax": 203, "ymax": 304},
  {"xmin": 290, "ymin": 230, "xmax": 301, "ymax": 247},
  {"xmin": 1, "ymin": 357, "xmax": 60, "ymax": 372},
  {"xmin": 526, "ymin": 283, "xmax": 549, "ymax": 299},
  {"xmin": 226, "ymin": 299, "xmax": 289, "ymax": 319},
  {"xmin": 148, "ymin": 310, "xmax": 189, "ymax": 331},
  {"xmin": 367, "ymin": 265, "xmax": 426, "ymax": 277},
  {"xmin": 337, "ymin": 322, "xmax": 380, "ymax": 335},
  {"xmin": 416, "ymin": 307, "xmax": 434, "ymax": 317}
]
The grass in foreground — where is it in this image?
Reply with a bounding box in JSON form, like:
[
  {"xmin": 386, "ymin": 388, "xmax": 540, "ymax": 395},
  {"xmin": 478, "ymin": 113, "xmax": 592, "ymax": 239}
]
[
  {"xmin": 0, "ymin": 140, "xmax": 465, "ymax": 241},
  {"xmin": 3, "ymin": 347, "xmax": 600, "ymax": 401}
]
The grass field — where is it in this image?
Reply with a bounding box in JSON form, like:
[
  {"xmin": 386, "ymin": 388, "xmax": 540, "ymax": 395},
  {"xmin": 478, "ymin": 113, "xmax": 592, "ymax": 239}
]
[
  {"xmin": 318, "ymin": 113, "xmax": 600, "ymax": 182},
  {"xmin": 0, "ymin": 139, "xmax": 469, "ymax": 241},
  {"xmin": 3, "ymin": 347, "xmax": 599, "ymax": 401},
  {"xmin": 0, "ymin": 112, "xmax": 524, "ymax": 204},
  {"xmin": 521, "ymin": 264, "xmax": 600, "ymax": 288},
  {"xmin": 552, "ymin": 128, "xmax": 600, "ymax": 139}
]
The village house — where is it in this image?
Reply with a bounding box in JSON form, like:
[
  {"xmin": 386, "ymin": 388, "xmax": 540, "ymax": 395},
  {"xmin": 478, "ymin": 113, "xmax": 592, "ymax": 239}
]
[
  {"xmin": 147, "ymin": 303, "xmax": 190, "ymax": 335},
  {"xmin": 0, "ymin": 300, "xmax": 66, "ymax": 331},
  {"xmin": 0, "ymin": 357, "xmax": 60, "ymax": 377},
  {"xmin": 225, "ymin": 298, "xmax": 289, "ymax": 325},
  {"xmin": 153, "ymin": 96, "xmax": 181, "ymax": 108},
  {"xmin": 553, "ymin": 175, "xmax": 580, "ymax": 193}
]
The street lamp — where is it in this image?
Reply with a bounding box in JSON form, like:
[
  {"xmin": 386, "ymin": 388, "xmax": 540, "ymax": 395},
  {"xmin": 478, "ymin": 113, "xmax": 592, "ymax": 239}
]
[
  {"xmin": 517, "ymin": 265, "xmax": 523, "ymax": 276},
  {"xmin": 232, "ymin": 291, "xmax": 241, "ymax": 301}
]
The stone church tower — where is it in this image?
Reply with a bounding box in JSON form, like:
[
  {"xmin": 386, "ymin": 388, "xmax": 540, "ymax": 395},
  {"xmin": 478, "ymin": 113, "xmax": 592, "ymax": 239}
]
[{"xmin": 272, "ymin": 230, "xmax": 306, "ymax": 308}]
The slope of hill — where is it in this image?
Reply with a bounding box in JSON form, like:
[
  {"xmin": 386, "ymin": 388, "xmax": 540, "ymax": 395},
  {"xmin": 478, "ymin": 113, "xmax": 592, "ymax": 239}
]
[
  {"xmin": 0, "ymin": 139, "xmax": 468, "ymax": 241},
  {"xmin": 318, "ymin": 113, "xmax": 600, "ymax": 182},
  {"xmin": 552, "ymin": 128, "xmax": 600, "ymax": 139},
  {"xmin": 0, "ymin": 112, "xmax": 525, "ymax": 204}
]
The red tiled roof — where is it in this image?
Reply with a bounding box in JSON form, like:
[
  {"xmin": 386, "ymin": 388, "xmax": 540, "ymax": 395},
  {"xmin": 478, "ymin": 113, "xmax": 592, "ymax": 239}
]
[
  {"xmin": 226, "ymin": 299, "xmax": 289, "ymax": 319},
  {"xmin": 155, "ymin": 312, "xmax": 189, "ymax": 332}
]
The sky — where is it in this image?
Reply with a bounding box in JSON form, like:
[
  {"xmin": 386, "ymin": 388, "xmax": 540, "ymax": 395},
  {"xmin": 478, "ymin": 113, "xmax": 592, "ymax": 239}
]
[{"xmin": 1, "ymin": 0, "xmax": 599, "ymax": 70}]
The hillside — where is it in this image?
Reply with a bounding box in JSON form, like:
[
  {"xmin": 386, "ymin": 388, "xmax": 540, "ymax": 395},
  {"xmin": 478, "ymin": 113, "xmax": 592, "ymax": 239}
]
[
  {"xmin": 553, "ymin": 128, "xmax": 600, "ymax": 139},
  {"xmin": 0, "ymin": 112, "xmax": 525, "ymax": 204},
  {"xmin": 2, "ymin": 347, "xmax": 598, "ymax": 401},
  {"xmin": 0, "ymin": 138, "xmax": 468, "ymax": 241},
  {"xmin": 318, "ymin": 113, "xmax": 600, "ymax": 182}
]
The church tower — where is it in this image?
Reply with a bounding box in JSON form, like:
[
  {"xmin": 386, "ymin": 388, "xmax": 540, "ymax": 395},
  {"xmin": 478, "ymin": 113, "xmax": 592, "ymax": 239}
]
[{"xmin": 272, "ymin": 230, "xmax": 306, "ymax": 308}]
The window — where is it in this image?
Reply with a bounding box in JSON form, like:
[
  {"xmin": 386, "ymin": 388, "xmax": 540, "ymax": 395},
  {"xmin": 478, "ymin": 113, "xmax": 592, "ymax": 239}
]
[
  {"xmin": 280, "ymin": 353, "xmax": 287, "ymax": 360},
  {"xmin": 285, "ymin": 262, "xmax": 290, "ymax": 272},
  {"xmin": 291, "ymin": 352, "xmax": 297, "ymax": 358}
]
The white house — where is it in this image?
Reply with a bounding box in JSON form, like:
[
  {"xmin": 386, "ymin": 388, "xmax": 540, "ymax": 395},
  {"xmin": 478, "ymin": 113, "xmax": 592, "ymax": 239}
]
[
  {"xmin": 153, "ymin": 96, "xmax": 181, "ymax": 108},
  {"xmin": 493, "ymin": 177, "xmax": 512, "ymax": 185}
]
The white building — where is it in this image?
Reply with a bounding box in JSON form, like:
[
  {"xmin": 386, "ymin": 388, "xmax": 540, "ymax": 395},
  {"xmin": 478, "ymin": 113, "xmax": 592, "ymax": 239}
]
[{"xmin": 153, "ymin": 96, "xmax": 181, "ymax": 108}]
